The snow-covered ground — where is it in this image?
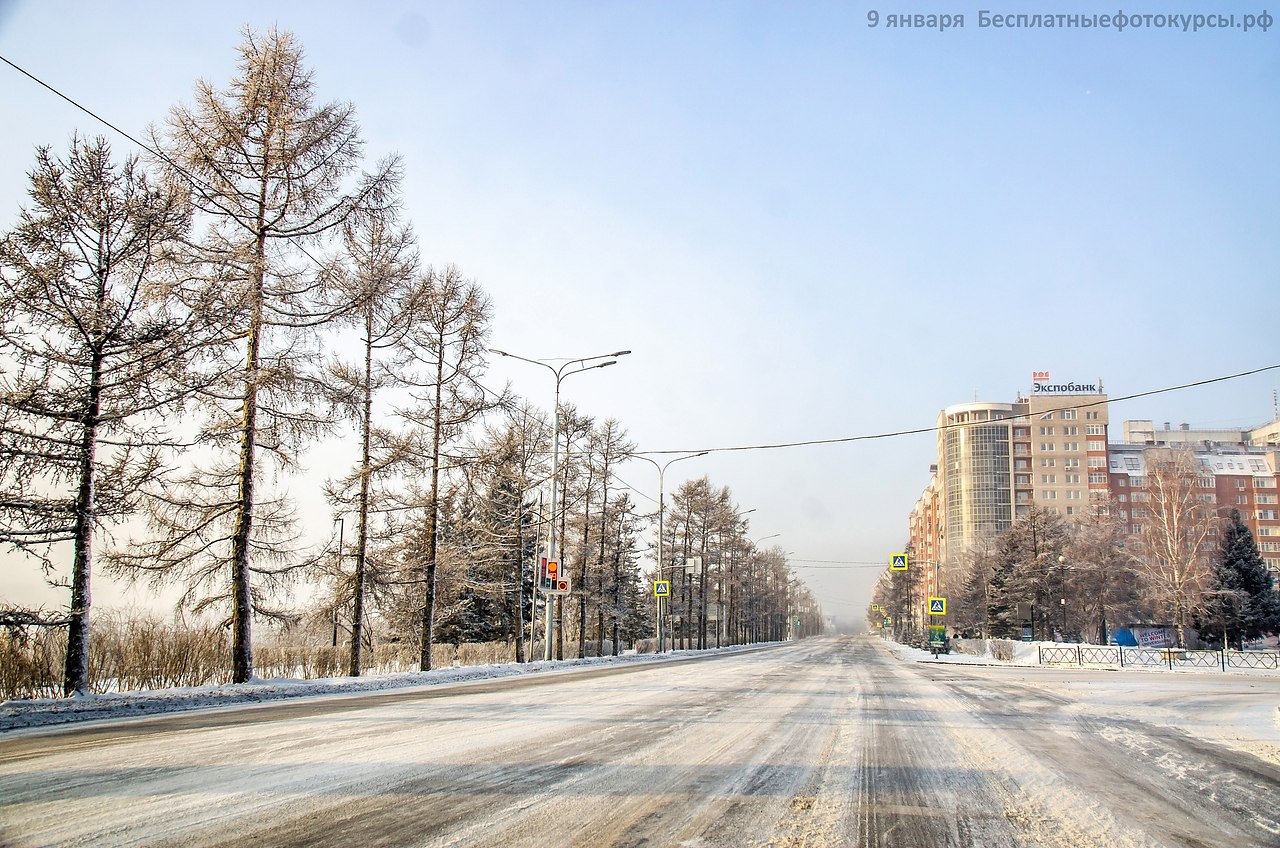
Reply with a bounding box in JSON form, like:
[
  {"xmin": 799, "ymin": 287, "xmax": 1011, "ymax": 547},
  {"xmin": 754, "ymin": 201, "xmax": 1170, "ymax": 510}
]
[
  {"xmin": 3, "ymin": 636, "xmax": 1280, "ymax": 847},
  {"xmin": 884, "ymin": 635, "xmax": 1280, "ymax": 770},
  {"xmin": 0, "ymin": 644, "xmax": 760, "ymax": 734}
]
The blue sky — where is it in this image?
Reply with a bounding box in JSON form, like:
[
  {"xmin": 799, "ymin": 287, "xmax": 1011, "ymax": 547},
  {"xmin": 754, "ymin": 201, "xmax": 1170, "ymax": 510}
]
[{"xmin": 2, "ymin": 1, "xmax": 1278, "ymax": 624}]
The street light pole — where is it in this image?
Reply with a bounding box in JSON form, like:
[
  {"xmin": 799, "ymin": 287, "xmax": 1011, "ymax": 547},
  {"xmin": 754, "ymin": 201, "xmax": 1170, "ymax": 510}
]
[
  {"xmin": 492, "ymin": 348, "xmax": 630, "ymax": 660},
  {"xmin": 627, "ymin": 451, "xmax": 708, "ymax": 653}
]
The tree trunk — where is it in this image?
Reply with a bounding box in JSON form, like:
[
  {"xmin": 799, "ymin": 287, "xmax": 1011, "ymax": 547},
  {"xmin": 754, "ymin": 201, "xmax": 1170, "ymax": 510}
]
[
  {"xmin": 229, "ymin": 227, "xmax": 267, "ymax": 685},
  {"xmin": 349, "ymin": 306, "xmax": 374, "ymax": 677},
  {"xmin": 420, "ymin": 346, "xmax": 445, "ymax": 671},
  {"xmin": 63, "ymin": 351, "xmax": 103, "ymax": 697}
]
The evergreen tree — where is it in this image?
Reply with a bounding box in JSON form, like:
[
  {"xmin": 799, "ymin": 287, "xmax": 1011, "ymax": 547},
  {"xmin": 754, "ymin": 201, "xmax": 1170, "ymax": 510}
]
[{"xmin": 1200, "ymin": 509, "xmax": 1280, "ymax": 648}]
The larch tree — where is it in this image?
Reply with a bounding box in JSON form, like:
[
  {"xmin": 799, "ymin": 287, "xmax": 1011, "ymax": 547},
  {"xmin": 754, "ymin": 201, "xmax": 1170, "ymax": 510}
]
[
  {"xmin": 117, "ymin": 27, "xmax": 397, "ymax": 682},
  {"xmin": 399, "ymin": 264, "xmax": 499, "ymax": 670},
  {"xmin": 549, "ymin": 403, "xmax": 593, "ymax": 659},
  {"xmin": 577, "ymin": 419, "xmax": 634, "ymax": 657},
  {"xmin": 323, "ymin": 190, "xmax": 418, "ymax": 676},
  {"xmin": 0, "ymin": 136, "xmax": 197, "ymax": 695}
]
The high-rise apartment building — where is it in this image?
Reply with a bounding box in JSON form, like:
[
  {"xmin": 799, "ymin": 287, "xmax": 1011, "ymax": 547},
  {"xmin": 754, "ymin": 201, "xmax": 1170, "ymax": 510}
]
[
  {"xmin": 915, "ymin": 382, "xmax": 1109, "ymax": 567},
  {"xmin": 908, "ymin": 379, "xmax": 1280, "ymax": 583}
]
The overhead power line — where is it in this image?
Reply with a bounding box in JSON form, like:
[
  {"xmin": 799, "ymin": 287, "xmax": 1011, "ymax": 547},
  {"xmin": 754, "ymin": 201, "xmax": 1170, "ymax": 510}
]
[
  {"xmin": 1, "ymin": 52, "xmax": 331, "ymax": 269},
  {"xmin": 636, "ymin": 364, "xmax": 1280, "ymax": 456}
]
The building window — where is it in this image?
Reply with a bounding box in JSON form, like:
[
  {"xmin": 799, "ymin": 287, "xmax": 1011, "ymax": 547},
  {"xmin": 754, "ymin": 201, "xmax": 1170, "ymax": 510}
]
[
  {"xmin": 1086, "ymin": 425, "xmax": 1105, "ymax": 436},
  {"xmin": 1063, "ymin": 442, "xmax": 1079, "ymax": 452},
  {"xmin": 1088, "ymin": 456, "xmax": 1106, "ymax": 468},
  {"xmin": 1125, "ymin": 457, "xmax": 1140, "ymax": 471},
  {"xmin": 1062, "ymin": 409, "xmax": 1078, "ymax": 420},
  {"xmin": 1086, "ymin": 410, "xmax": 1100, "ymax": 420},
  {"xmin": 1258, "ymin": 510, "xmax": 1279, "ymax": 521},
  {"xmin": 1236, "ymin": 479, "xmax": 1247, "ymax": 489},
  {"xmin": 1258, "ymin": 494, "xmax": 1277, "ymax": 505},
  {"xmin": 1041, "ymin": 412, "xmax": 1055, "ymax": 420},
  {"xmin": 1089, "ymin": 473, "xmax": 1107, "ymax": 484},
  {"xmin": 1118, "ymin": 494, "xmax": 1128, "ymax": 502},
  {"xmin": 1117, "ymin": 478, "xmax": 1127, "ymax": 487},
  {"xmin": 1041, "ymin": 458, "xmax": 1056, "ymax": 468},
  {"xmin": 1040, "ymin": 426, "xmax": 1054, "ymax": 436},
  {"xmin": 1256, "ymin": 477, "xmax": 1276, "ymax": 488},
  {"xmin": 1199, "ymin": 477, "xmax": 1215, "ymax": 488}
]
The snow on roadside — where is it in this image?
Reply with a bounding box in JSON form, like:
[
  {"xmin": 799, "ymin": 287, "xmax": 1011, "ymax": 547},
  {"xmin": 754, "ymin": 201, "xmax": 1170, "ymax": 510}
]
[
  {"xmin": 876, "ymin": 635, "xmax": 1280, "ymax": 768},
  {"xmin": 1, "ymin": 645, "xmax": 761, "ymax": 734}
]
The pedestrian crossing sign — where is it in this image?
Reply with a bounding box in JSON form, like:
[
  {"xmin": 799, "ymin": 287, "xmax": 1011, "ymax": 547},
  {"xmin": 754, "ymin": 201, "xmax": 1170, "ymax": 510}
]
[
  {"xmin": 929, "ymin": 597, "xmax": 947, "ymax": 615},
  {"xmin": 890, "ymin": 553, "xmax": 908, "ymax": 571},
  {"xmin": 654, "ymin": 580, "xmax": 671, "ymax": 597}
]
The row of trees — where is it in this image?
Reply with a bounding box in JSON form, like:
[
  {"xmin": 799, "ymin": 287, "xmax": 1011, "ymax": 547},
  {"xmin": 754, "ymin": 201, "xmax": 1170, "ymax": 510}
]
[
  {"xmin": 0, "ymin": 27, "xmax": 820, "ymax": 696},
  {"xmin": 874, "ymin": 448, "xmax": 1280, "ymax": 648}
]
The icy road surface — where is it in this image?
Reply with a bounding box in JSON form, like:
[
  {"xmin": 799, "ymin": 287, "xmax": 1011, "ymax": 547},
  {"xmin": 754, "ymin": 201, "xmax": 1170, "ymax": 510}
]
[{"xmin": 2, "ymin": 637, "xmax": 1279, "ymax": 847}]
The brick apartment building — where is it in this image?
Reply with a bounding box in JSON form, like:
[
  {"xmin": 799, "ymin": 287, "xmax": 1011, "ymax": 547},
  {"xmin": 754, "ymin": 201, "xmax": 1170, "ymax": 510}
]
[{"xmin": 907, "ymin": 381, "xmax": 1280, "ymax": 595}]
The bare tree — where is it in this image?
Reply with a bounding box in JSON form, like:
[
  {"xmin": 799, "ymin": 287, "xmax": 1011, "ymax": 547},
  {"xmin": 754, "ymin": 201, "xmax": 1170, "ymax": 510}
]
[
  {"xmin": 1133, "ymin": 447, "xmax": 1215, "ymax": 647},
  {"xmin": 119, "ymin": 27, "xmax": 397, "ymax": 682},
  {"xmin": 399, "ymin": 265, "xmax": 499, "ymax": 670},
  {"xmin": 0, "ymin": 136, "xmax": 196, "ymax": 695},
  {"xmin": 1064, "ymin": 505, "xmax": 1143, "ymax": 644},
  {"xmin": 324, "ymin": 193, "xmax": 418, "ymax": 676},
  {"xmin": 571, "ymin": 419, "xmax": 634, "ymax": 656}
]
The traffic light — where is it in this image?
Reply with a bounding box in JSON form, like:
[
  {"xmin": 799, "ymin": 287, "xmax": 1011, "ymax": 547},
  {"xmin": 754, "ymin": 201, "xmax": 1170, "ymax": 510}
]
[{"xmin": 540, "ymin": 558, "xmax": 560, "ymax": 590}]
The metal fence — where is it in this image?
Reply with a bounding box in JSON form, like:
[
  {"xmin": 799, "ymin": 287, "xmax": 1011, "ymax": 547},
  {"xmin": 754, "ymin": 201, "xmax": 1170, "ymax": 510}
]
[{"xmin": 1038, "ymin": 644, "xmax": 1280, "ymax": 672}]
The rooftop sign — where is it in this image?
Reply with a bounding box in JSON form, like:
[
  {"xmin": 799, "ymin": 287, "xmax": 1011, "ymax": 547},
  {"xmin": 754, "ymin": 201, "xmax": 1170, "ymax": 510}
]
[{"xmin": 1031, "ymin": 371, "xmax": 1099, "ymax": 395}]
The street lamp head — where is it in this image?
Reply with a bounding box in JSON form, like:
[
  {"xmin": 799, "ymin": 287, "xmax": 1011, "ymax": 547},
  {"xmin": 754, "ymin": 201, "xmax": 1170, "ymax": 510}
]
[
  {"xmin": 1058, "ymin": 555, "xmax": 1066, "ymax": 564},
  {"xmin": 490, "ymin": 348, "xmax": 509, "ymax": 357},
  {"xmin": 612, "ymin": 350, "xmax": 632, "ymax": 357}
]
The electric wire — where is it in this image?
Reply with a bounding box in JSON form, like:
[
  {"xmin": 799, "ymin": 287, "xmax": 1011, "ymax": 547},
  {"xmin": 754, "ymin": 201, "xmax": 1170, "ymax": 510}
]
[{"xmin": 635, "ymin": 363, "xmax": 1280, "ymax": 456}]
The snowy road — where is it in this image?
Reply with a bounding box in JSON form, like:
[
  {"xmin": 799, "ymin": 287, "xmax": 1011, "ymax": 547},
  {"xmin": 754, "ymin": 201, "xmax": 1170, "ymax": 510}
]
[{"xmin": 2, "ymin": 636, "xmax": 1280, "ymax": 847}]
